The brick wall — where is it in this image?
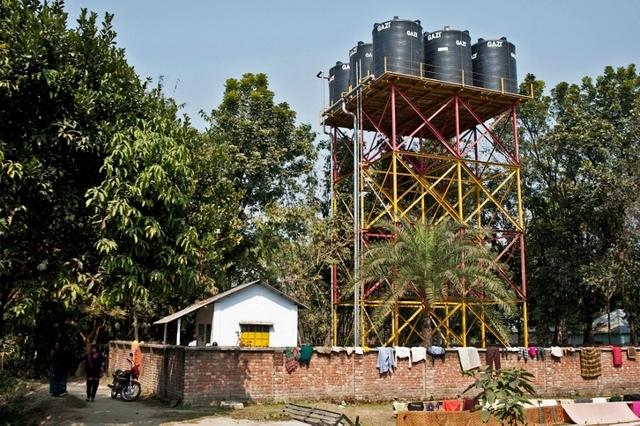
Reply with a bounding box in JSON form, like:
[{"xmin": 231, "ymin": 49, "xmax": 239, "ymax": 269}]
[{"xmin": 109, "ymin": 341, "xmax": 640, "ymax": 405}]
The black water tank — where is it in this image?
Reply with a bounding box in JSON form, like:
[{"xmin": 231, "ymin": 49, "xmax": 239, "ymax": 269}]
[
  {"xmin": 329, "ymin": 61, "xmax": 350, "ymax": 105},
  {"xmin": 471, "ymin": 37, "xmax": 517, "ymax": 93},
  {"xmin": 423, "ymin": 26, "xmax": 472, "ymax": 85},
  {"xmin": 372, "ymin": 16, "xmax": 423, "ymax": 77},
  {"xmin": 349, "ymin": 41, "xmax": 373, "ymax": 87}
]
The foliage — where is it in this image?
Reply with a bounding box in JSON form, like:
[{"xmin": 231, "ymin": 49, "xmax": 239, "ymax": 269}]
[
  {"xmin": 85, "ymin": 119, "xmax": 200, "ymax": 302},
  {"xmin": 201, "ymin": 73, "xmax": 318, "ymax": 287},
  {"xmin": 359, "ymin": 219, "xmax": 515, "ymax": 345},
  {"xmin": 0, "ymin": 0, "xmax": 236, "ymax": 368},
  {"xmin": 253, "ymin": 206, "xmax": 351, "ymax": 344},
  {"xmin": 0, "ymin": 0, "xmax": 163, "ymax": 342},
  {"xmin": 520, "ymin": 67, "xmax": 640, "ymax": 344},
  {"xmin": 464, "ymin": 367, "xmax": 535, "ymax": 425}
]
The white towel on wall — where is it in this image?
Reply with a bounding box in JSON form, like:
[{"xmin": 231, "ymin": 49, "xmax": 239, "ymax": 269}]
[
  {"xmin": 457, "ymin": 347, "xmax": 481, "ymax": 371},
  {"xmin": 394, "ymin": 346, "xmax": 412, "ymax": 368},
  {"xmin": 411, "ymin": 346, "xmax": 427, "ymax": 364}
]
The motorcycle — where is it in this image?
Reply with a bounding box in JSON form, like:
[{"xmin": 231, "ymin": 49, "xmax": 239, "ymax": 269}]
[{"xmin": 107, "ymin": 354, "xmax": 141, "ymax": 401}]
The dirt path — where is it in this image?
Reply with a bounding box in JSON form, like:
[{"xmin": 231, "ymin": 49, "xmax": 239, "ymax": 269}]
[{"xmin": 18, "ymin": 379, "xmax": 305, "ymax": 425}]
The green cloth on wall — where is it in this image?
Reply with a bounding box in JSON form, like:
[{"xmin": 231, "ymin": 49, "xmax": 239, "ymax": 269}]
[{"xmin": 299, "ymin": 345, "xmax": 313, "ymax": 364}]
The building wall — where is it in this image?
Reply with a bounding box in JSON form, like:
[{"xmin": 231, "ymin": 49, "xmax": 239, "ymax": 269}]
[
  {"xmin": 211, "ymin": 285, "xmax": 298, "ymax": 347},
  {"xmin": 109, "ymin": 341, "xmax": 640, "ymax": 405}
]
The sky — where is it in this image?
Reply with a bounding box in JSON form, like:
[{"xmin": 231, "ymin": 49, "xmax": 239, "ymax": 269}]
[{"xmin": 62, "ymin": 0, "xmax": 640, "ymax": 133}]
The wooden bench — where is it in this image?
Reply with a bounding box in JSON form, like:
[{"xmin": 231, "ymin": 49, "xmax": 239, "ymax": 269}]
[{"xmin": 284, "ymin": 403, "xmax": 360, "ymax": 425}]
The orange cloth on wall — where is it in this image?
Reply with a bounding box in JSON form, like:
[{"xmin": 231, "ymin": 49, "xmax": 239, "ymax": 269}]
[{"xmin": 131, "ymin": 340, "xmax": 143, "ymax": 369}]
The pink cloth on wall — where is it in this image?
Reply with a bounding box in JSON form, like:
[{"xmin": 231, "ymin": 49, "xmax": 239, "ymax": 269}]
[{"xmin": 630, "ymin": 401, "xmax": 640, "ymax": 417}]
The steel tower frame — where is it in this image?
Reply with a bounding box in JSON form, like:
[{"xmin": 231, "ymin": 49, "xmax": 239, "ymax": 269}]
[{"xmin": 325, "ymin": 71, "xmax": 531, "ymax": 348}]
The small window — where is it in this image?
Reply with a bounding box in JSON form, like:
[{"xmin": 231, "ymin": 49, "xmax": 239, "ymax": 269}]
[{"xmin": 240, "ymin": 324, "xmax": 270, "ymax": 347}]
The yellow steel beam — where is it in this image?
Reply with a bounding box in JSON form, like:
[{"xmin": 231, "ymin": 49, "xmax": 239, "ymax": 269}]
[
  {"xmin": 399, "ymin": 159, "xmax": 460, "ymax": 221},
  {"xmin": 384, "ymin": 305, "xmax": 424, "ymax": 347},
  {"xmin": 516, "ymin": 168, "xmax": 524, "ymax": 228},
  {"xmin": 462, "ymin": 167, "xmax": 520, "ymax": 229},
  {"xmin": 461, "ymin": 303, "xmax": 467, "ymax": 346},
  {"xmin": 466, "ymin": 304, "xmax": 511, "ymax": 348}
]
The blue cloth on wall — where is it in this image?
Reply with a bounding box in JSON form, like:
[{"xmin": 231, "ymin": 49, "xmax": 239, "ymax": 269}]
[{"xmin": 376, "ymin": 347, "xmax": 395, "ymax": 373}]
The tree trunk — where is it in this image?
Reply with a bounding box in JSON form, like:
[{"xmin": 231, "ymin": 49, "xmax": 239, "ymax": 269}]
[
  {"xmin": 552, "ymin": 319, "xmax": 559, "ymax": 345},
  {"xmin": 583, "ymin": 319, "xmax": 594, "ymax": 345},
  {"xmin": 0, "ymin": 295, "xmax": 5, "ymax": 339},
  {"xmin": 422, "ymin": 302, "xmax": 432, "ymax": 346},
  {"xmin": 133, "ymin": 310, "xmax": 139, "ymax": 341}
]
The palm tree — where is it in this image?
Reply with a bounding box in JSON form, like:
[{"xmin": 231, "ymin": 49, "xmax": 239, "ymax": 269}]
[{"xmin": 360, "ymin": 219, "xmax": 514, "ymax": 346}]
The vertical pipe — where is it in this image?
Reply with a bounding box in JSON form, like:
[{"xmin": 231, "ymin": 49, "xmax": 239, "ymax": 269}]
[
  {"xmin": 358, "ymin": 88, "xmax": 366, "ymax": 347},
  {"xmin": 330, "ymin": 126, "xmax": 338, "ymax": 346},
  {"xmin": 163, "ymin": 323, "xmax": 167, "ymax": 344},
  {"xmin": 454, "ymin": 96, "xmax": 461, "ymax": 155},
  {"xmin": 353, "ymin": 89, "xmax": 361, "ymax": 348},
  {"xmin": 176, "ymin": 318, "xmax": 181, "ymax": 346},
  {"xmin": 391, "ymin": 85, "xmax": 398, "ymax": 222}
]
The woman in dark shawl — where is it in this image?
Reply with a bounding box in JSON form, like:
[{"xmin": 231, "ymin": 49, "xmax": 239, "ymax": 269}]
[
  {"xmin": 48, "ymin": 342, "xmax": 67, "ymax": 397},
  {"xmin": 84, "ymin": 344, "xmax": 103, "ymax": 401}
]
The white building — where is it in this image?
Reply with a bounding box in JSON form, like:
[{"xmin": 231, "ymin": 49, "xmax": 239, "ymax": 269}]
[{"xmin": 154, "ymin": 281, "xmax": 304, "ymax": 347}]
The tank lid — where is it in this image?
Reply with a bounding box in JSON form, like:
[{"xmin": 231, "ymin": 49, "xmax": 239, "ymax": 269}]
[
  {"xmin": 444, "ymin": 25, "xmax": 450, "ymax": 30},
  {"xmin": 393, "ymin": 15, "xmax": 399, "ymax": 19},
  {"xmin": 500, "ymin": 36, "xmax": 507, "ymax": 41},
  {"xmin": 358, "ymin": 41, "xmax": 364, "ymax": 46},
  {"xmin": 478, "ymin": 38, "xmax": 485, "ymax": 43}
]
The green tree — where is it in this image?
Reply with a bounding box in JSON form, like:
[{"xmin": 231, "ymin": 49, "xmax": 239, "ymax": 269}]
[
  {"xmin": 201, "ymin": 73, "xmax": 318, "ymax": 286},
  {"xmin": 520, "ymin": 67, "xmax": 640, "ymax": 344},
  {"xmin": 359, "ymin": 220, "xmax": 514, "ymax": 345},
  {"xmin": 85, "ymin": 118, "xmax": 202, "ymax": 303},
  {"xmin": 0, "ymin": 0, "xmax": 155, "ymax": 336}
]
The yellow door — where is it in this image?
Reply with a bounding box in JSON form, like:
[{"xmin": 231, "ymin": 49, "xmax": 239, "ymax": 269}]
[{"xmin": 240, "ymin": 324, "xmax": 270, "ymax": 347}]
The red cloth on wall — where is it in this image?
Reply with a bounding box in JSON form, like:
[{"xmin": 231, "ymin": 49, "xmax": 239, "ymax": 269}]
[
  {"xmin": 443, "ymin": 399, "xmax": 462, "ymax": 411},
  {"xmin": 612, "ymin": 346, "xmax": 623, "ymax": 367}
]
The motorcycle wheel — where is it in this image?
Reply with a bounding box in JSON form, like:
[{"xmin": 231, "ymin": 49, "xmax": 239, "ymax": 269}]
[
  {"xmin": 121, "ymin": 383, "xmax": 141, "ymax": 402},
  {"xmin": 110, "ymin": 387, "xmax": 118, "ymax": 399}
]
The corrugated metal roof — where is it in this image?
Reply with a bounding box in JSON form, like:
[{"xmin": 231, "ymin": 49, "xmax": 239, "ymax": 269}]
[{"xmin": 153, "ymin": 280, "xmax": 306, "ymax": 325}]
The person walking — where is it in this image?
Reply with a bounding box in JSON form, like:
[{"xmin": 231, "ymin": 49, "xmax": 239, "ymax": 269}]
[
  {"xmin": 84, "ymin": 344, "xmax": 103, "ymax": 402},
  {"xmin": 48, "ymin": 342, "xmax": 67, "ymax": 397}
]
